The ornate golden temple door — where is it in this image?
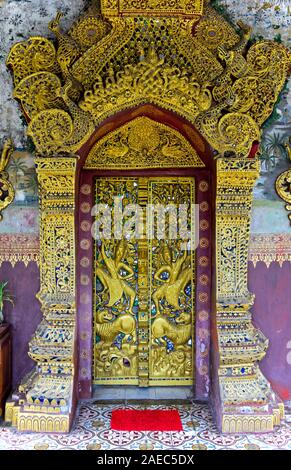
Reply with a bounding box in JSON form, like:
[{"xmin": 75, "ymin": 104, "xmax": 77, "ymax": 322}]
[{"xmin": 93, "ymin": 176, "xmax": 195, "ymax": 387}]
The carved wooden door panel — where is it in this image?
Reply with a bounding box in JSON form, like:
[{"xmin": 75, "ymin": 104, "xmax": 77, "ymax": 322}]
[{"xmin": 93, "ymin": 177, "xmax": 195, "ymax": 387}]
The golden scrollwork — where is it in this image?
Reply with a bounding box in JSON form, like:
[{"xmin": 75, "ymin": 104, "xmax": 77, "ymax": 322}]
[
  {"xmin": 85, "ymin": 117, "xmax": 205, "ymax": 170},
  {"xmin": 0, "ymin": 139, "xmax": 15, "ymax": 221},
  {"xmin": 27, "ymin": 80, "xmax": 94, "ymax": 155},
  {"xmin": 6, "ymin": 1, "xmax": 289, "ymax": 434},
  {"xmin": 100, "ymin": 0, "xmax": 204, "ymax": 17},
  {"xmin": 6, "ymin": 37, "xmax": 60, "ymax": 86},
  {"xmin": 6, "ymin": 5, "xmax": 290, "ymax": 158},
  {"xmin": 80, "ymin": 47, "xmax": 213, "ymax": 127}
]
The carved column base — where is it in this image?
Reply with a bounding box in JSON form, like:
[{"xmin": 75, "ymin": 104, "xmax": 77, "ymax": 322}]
[
  {"xmin": 217, "ymin": 300, "xmax": 284, "ymax": 433},
  {"xmin": 5, "ymin": 368, "xmax": 75, "ymax": 433}
]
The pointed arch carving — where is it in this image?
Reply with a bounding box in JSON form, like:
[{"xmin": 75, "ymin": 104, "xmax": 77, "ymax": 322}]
[{"xmin": 4, "ymin": 2, "xmax": 290, "ymax": 433}]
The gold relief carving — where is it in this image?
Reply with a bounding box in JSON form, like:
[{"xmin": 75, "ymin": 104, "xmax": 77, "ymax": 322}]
[
  {"xmin": 0, "ymin": 139, "xmax": 15, "ymax": 221},
  {"xmin": 80, "ymin": 48, "xmax": 213, "ymax": 130},
  {"xmin": 101, "ymin": 0, "xmax": 204, "ymax": 17},
  {"xmin": 194, "ymin": 6, "xmax": 240, "ymax": 53},
  {"xmin": 94, "ymin": 178, "xmax": 139, "ymax": 384},
  {"xmin": 85, "ymin": 117, "xmax": 205, "ymax": 170},
  {"xmin": 93, "ymin": 177, "xmax": 195, "ymax": 386},
  {"xmin": 13, "ymin": 72, "xmax": 63, "ymax": 120},
  {"xmin": 149, "ymin": 178, "xmax": 195, "ymax": 385},
  {"xmin": 69, "ymin": 15, "xmax": 111, "ymax": 52},
  {"xmin": 6, "ymin": 7, "xmax": 289, "ymax": 158},
  {"xmin": 18, "ymin": 413, "xmax": 70, "ymax": 433},
  {"xmin": 5, "ymin": 3, "xmax": 289, "ymax": 434},
  {"xmin": 222, "ymin": 415, "xmax": 274, "ymax": 434},
  {"xmin": 215, "ymin": 156, "xmax": 283, "ymax": 431},
  {"xmin": 7, "ymin": 37, "xmax": 60, "ymax": 86},
  {"xmin": 72, "ymin": 17, "xmax": 135, "ymax": 91},
  {"xmin": 11, "ymin": 155, "xmax": 78, "ymax": 432},
  {"xmin": 27, "ymin": 82, "xmax": 95, "ymax": 156}
]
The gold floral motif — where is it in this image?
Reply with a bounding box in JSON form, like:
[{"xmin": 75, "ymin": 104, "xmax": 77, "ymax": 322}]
[
  {"xmin": 85, "ymin": 117, "xmax": 205, "ymax": 170},
  {"xmin": 101, "ymin": 0, "xmax": 204, "ymax": 17},
  {"xmin": 7, "ymin": 7, "xmax": 290, "ymax": 158},
  {"xmin": 80, "ymin": 48, "xmax": 213, "ymax": 129},
  {"xmin": 5, "ymin": 2, "xmax": 289, "ymax": 434},
  {"xmin": 7, "ymin": 37, "xmax": 60, "ymax": 86}
]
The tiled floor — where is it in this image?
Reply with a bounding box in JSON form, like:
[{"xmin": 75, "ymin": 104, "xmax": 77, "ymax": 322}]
[{"xmin": 0, "ymin": 401, "xmax": 291, "ymax": 450}]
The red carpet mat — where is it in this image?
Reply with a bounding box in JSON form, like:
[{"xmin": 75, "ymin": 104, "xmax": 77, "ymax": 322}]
[{"xmin": 111, "ymin": 409, "xmax": 183, "ymax": 431}]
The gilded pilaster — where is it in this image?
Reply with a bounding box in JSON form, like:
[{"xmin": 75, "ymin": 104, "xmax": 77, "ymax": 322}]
[
  {"xmin": 216, "ymin": 158, "xmax": 284, "ymax": 433},
  {"xmin": 15, "ymin": 156, "xmax": 78, "ymax": 433}
]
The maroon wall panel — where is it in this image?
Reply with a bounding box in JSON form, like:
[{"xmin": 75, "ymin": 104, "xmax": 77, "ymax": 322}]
[
  {"xmin": 249, "ymin": 261, "xmax": 291, "ymax": 403},
  {"xmin": 0, "ymin": 262, "xmax": 41, "ymax": 389}
]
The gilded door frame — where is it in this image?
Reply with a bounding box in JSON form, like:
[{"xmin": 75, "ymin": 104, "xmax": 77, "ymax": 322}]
[
  {"xmin": 77, "ymin": 104, "xmax": 213, "ymax": 398},
  {"xmin": 77, "ymin": 167, "xmax": 212, "ymax": 396},
  {"xmin": 7, "ymin": 103, "xmax": 284, "ymax": 434},
  {"xmin": 5, "ymin": 0, "xmax": 289, "ymax": 434}
]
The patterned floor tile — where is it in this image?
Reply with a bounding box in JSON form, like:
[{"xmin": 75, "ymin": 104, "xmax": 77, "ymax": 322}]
[{"xmin": 0, "ymin": 402, "xmax": 290, "ymax": 450}]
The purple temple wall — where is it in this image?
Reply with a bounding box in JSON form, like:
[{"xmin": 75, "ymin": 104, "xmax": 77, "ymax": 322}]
[
  {"xmin": 249, "ymin": 261, "xmax": 291, "ymax": 403},
  {"xmin": 0, "ymin": 262, "xmax": 41, "ymax": 389},
  {"xmin": 1, "ymin": 258, "xmax": 291, "ymax": 403}
]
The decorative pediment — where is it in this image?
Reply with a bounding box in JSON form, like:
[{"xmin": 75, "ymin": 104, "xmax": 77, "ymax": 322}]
[
  {"xmin": 100, "ymin": 0, "xmax": 204, "ymax": 18},
  {"xmin": 6, "ymin": 4, "xmax": 291, "ymax": 158},
  {"xmin": 84, "ymin": 117, "xmax": 205, "ymax": 169}
]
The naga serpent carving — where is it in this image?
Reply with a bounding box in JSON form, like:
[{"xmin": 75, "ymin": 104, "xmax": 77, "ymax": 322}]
[
  {"xmin": 152, "ymin": 244, "xmax": 191, "ymax": 314},
  {"xmin": 96, "ymin": 240, "xmax": 136, "ymax": 313}
]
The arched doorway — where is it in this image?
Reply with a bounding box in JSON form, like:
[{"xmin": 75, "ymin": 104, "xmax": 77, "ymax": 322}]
[
  {"xmin": 5, "ymin": 2, "xmax": 289, "ymax": 433},
  {"xmin": 76, "ymin": 107, "xmax": 214, "ymax": 400}
]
